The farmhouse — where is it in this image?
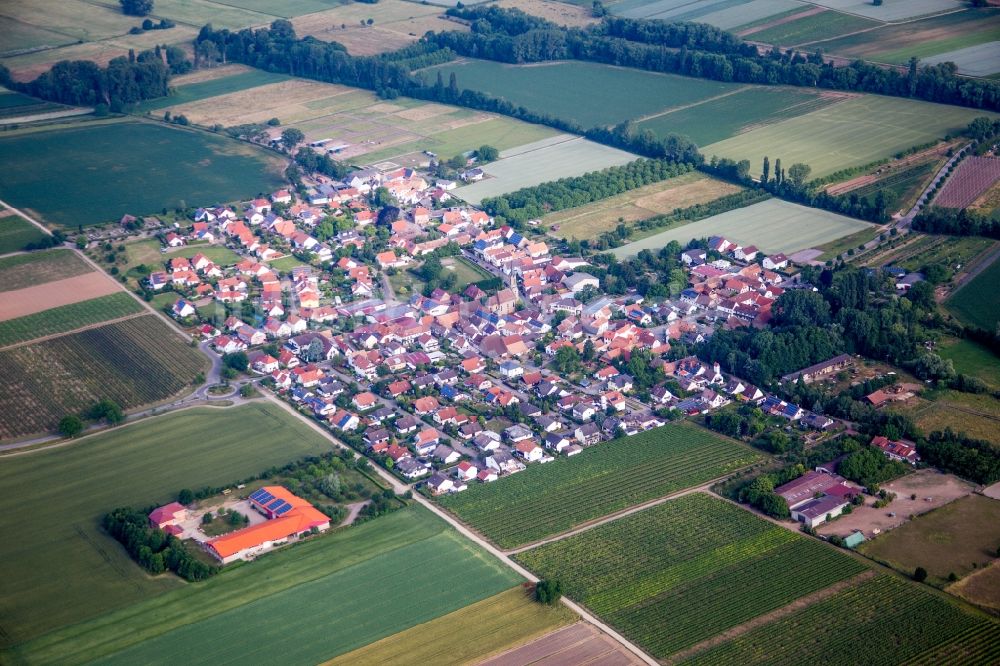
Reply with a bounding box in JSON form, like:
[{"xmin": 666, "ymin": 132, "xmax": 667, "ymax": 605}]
[
  {"xmin": 780, "ymin": 354, "xmax": 852, "ymax": 384},
  {"xmin": 206, "ymin": 487, "xmax": 330, "ymax": 564},
  {"xmin": 870, "ymin": 436, "xmax": 920, "ymax": 465},
  {"xmin": 148, "ymin": 502, "xmax": 187, "ymax": 533},
  {"xmin": 774, "ymin": 470, "xmax": 857, "ymax": 529}
]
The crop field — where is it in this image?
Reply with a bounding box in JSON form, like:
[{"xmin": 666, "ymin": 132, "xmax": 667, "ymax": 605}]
[
  {"xmin": 810, "ymin": 0, "xmax": 965, "ymax": 22},
  {"xmin": 18, "ymin": 506, "xmax": 522, "ymax": 665},
  {"xmin": 515, "ymin": 493, "xmax": 868, "ymax": 659},
  {"xmin": 922, "ymin": 41, "xmax": 1000, "ymax": 78},
  {"xmin": 936, "ymin": 157, "xmax": 1000, "ymax": 209},
  {"xmin": 422, "ymin": 60, "xmax": 740, "ymax": 130},
  {"xmin": 437, "ymin": 422, "xmax": 759, "ymax": 549},
  {"xmin": 612, "ymin": 199, "xmax": 873, "ymax": 258},
  {"xmin": 859, "ymin": 494, "xmax": 1000, "ymax": 586},
  {"xmin": 947, "ymin": 252, "xmax": 1000, "ymax": 331},
  {"xmin": 703, "ymin": 95, "xmax": 998, "ymax": 180},
  {"xmin": 0, "ymin": 121, "xmax": 285, "ymax": 227},
  {"xmin": 0, "ymin": 402, "xmax": 336, "ymax": 650},
  {"xmin": 972, "ymin": 179, "xmax": 1000, "ymax": 215},
  {"xmin": 546, "ymin": 171, "xmax": 742, "ymax": 240},
  {"xmin": 681, "ymin": 574, "xmax": 1000, "ymax": 666},
  {"xmin": 0, "ymin": 249, "xmax": 93, "ymax": 291},
  {"xmin": 638, "ymin": 87, "xmax": 846, "ymax": 147},
  {"xmin": 205, "ymin": 0, "xmax": 346, "ymax": 17},
  {"xmin": 1, "ymin": 270, "xmax": 123, "ymax": 321},
  {"xmin": 136, "ymin": 70, "xmax": 292, "ymax": 112},
  {"xmin": 457, "ymin": 137, "xmax": 638, "ymax": 206},
  {"xmin": 748, "ymin": 9, "xmax": 880, "ymax": 46},
  {"xmin": 0, "ymin": 0, "xmax": 140, "ymax": 45},
  {"xmin": 496, "ymin": 0, "xmax": 598, "ymax": 27},
  {"xmin": 0, "ymin": 293, "xmax": 144, "ymax": 347},
  {"xmin": 0, "ymin": 315, "xmax": 206, "ymax": 439},
  {"xmin": 842, "ymin": 161, "xmax": 938, "ymax": 212},
  {"xmin": 0, "ymin": 211, "xmax": 47, "ymax": 253},
  {"xmin": 937, "ymin": 337, "xmax": 1000, "ymax": 389},
  {"xmin": 610, "ymin": 0, "xmax": 800, "ymax": 27},
  {"xmin": 326, "ymin": 586, "xmax": 577, "ymax": 666}
]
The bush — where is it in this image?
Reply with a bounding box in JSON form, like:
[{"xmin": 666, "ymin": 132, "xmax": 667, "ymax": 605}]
[
  {"xmin": 913, "ymin": 566, "xmax": 928, "ymax": 582},
  {"xmin": 58, "ymin": 415, "xmax": 84, "ymax": 438},
  {"xmin": 535, "ymin": 579, "xmax": 563, "ymax": 605},
  {"xmin": 177, "ymin": 488, "xmax": 194, "ymax": 504}
]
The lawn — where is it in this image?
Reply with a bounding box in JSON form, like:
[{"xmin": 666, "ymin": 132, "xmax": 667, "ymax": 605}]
[
  {"xmin": 749, "ymin": 9, "xmax": 881, "ymax": 46},
  {"xmin": 0, "ymin": 315, "xmax": 207, "ymax": 439},
  {"xmin": 547, "ymin": 171, "xmax": 742, "ymax": 241},
  {"xmin": 681, "ymin": 574, "xmax": 1000, "ymax": 666},
  {"xmin": 457, "ymin": 137, "xmax": 637, "ymax": 206},
  {"xmin": 267, "ymin": 255, "xmax": 309, "ymax": 273},
  {"xmin": 0, "ymin": 292, "xmax": 144, "ymax": 347},
  {"xmin": 859, "ymin": 494, "xmax": 1000, "ymax": 586},
  {"xmin": 0, "ymin": 403, "xmax": 338, "ymax": 650},
  {"xmin": 421, "ymin": 60, "xmax": 740, "ymax": 130},
  {"xmin": 169, "ymin": 244, "xmax": 242, "ymax": 265},
  {"xmin": 136, "ymin": 70, "xmax": 293, "ymax": 112},
  {"xmin": 437, "ymin": 422, "xmax": 760, "ymax": 549},
  {"xmin": 442, "ymin": 256, "xmax": 491, "ymax": 290},
  {"xmin": 0, "ymin": 249, "xmax": 93, "ymax": 291},
  {"xmin": 0, "ymin": 121, "xmax": 285, "ymax": 228},
  {"xmin": 703, "ymin": 95, "xmax": 998, "ymax": 179},
  {"xmin": 612, "ymin": 198, "xmax": 874, "ymax": 258},
  {"xmin": 937, "ymin": 337, "xmax": 1000, "ymax": 389},
  {"xmin": 327, "ymin": 585, "xmax": 577, "ymax": 665},
  {"xmin": 894, "ymin": 390, "xmax": 1000, "ymax": 445},
  {"xmin": 15, "ymin": 506, "xmax": 522, "ymax": 665},
  {"xmin": 0, "ymin": 212, "xmax": 48, "ymax": 253},
  {"xmin": 515, "ymin": 493, "xmax": 868, "ymax": 659},
  {"xmin": 947, "ymin": 251, "xmax": 1000, "ymax": 332}
]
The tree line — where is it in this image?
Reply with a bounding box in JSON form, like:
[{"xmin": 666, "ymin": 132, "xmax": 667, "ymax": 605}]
[{"xmin": 103, "ymin": 507, "xmax": 218, "ymax": 581}]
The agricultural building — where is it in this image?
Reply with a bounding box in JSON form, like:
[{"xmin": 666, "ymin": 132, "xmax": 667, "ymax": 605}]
[
  {"xmin": 775, "ymin": 470, "xmax": 857, "ymax": 529},
  {"xmin": 148, "ymin": 502, "xmax": 187, "ymax": 530},
  {"xmin": 206, "ymin": 486, "xmax": 330, "ymax": 564}
]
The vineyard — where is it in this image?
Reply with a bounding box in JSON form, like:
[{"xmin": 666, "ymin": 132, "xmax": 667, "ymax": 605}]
[
  {"xmin": 0, "ymin": 293, "xmax": 144, "ymax": 346},
  {"xmin": 0, "ymin": 315, "xmax": 206, "ymax": 439},
  {"xmin": 515, "ymin": 494, "xmax": 867, "ymax": 659},
  {"xmin": 681, "ymin": 574, "xmax": 1000, "ymax": 666},
  {"xmin": 0, "ymin": 249, "xmax": 93, "ymax": 292},
  {"xmin": 936, "ymin": 156, "xmax": 1000, "ymax": 209},
  {"xmin": 437, "ymin": 423, "xmax": 759, "ymax": 549}
]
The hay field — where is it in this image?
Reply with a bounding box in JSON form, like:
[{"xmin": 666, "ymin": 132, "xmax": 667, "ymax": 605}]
[
  {"xmin": 547, "ymin": 172, "xmax": 742, "ymax": 240},
  {"xmin": 703, "ymin": 95, "xmax": 999, "ymax": 179},
  {"xmin": 612, "ymin": 199, "xmax": 874, "ymax": 257},
  {"xmin": 496, "ymin": 0, "xmax": 598, "ymax": 27},
  {"xmin": 457, "ymin": 137, "xmax": 638, "ymax": 205}
]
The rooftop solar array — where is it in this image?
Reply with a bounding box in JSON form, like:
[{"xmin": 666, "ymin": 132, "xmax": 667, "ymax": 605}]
[
  {"xmin": 249, "ymin": 489, "xmax": 275, "ymax": 505},
  {"xmin": 267, "ymin": 498, "xmax": 285, "ymax": 511},
  {"xmin": 274, "ymin": 504, "xmax": 293, "ymax": 516}
]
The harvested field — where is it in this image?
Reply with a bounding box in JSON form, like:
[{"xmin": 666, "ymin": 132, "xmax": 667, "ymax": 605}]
[
  {"xmin": 326, "ymin": 586, "xmax": 578, "ymax": 665},
  {"xmin": 137, "ymin": 69, "xmax": 291, "ymax": 112},
  {"xmin": 0, "ymin": 249, "xmax": 92, "ymax": 291},
  {"xmin": 0, "ymin": 293, "xmax": 145, "ymax": 348},
  {"xmin": 612, "ymin": 199, "xmax": 874, "ymax": 257},
  {"xmin": 809, "ymin": 0, "xmax": 965, "ymax": 22},
  {"xmin": 0, "ymin": 271, "xmax": 121, "ymax": 321},
  {"xmin": 481, "ymin": 622, "xmax": 643, "ymax": 666},
  {"xmin": 936, "ymin": 156, "xmax": 1000, "ymax": 209},
  {"xmin": 496, "ymin": 0, "xmax": 598, "ymax": 27},
  {"xmin": 859, "ymin": 494, "xmax": 1000, "ymax": 586},
  {"xmin": 950, "ymin": 561, "xmax": 1000, "ymax": 611},
  {"xmin": 457, "ymin": 137, "xmax": 638, "ymax": 206},
  {"xmin": 0, "ymin": 315, "xmax": 206, "ymax": 440},
  {"xmin": 547, "ymin": 172, "xmax": 742, "ymax": 241},
  {"xmin": 922, "ymin": 41, "xmax": 1000, "ymax": 78}
]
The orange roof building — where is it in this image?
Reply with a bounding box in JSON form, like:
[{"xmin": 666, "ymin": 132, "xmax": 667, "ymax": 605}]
[{"xmin": 206, "ymin": 486, "xmax": 330, "ymax": 564}]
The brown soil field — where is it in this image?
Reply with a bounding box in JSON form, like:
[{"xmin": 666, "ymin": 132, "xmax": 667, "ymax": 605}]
[
  {"xmin": 0, "ymin": 250, "xmax": 93, "ymax": 292},
  {"xmin": 858, "ymin": 493, "xmax": 1000, "ymax": 586},
  {"xmin": 547, "ymin": 172, "xmax": 742, "ymax": 240},
  {"xmin": 949, "ymin": 560, "xmax": 1000, "ymax": 611},
  {"xmin": 0, "ymin": 272, "xmax": 122, "ymax": 321},
  {"xmin": 817, "ymin": 470, "xmax": 974, "ymax": 542},
  {"xmin": 480, "ymin": 622, "xmax": 643, "ymax": 666},
  {"xmin": 169, "ymin": 64, "xmax": 255, "ymax": 86},
  {"xmin": 166, "ymin": 79, "xmax": 360, "ymax": 125},
  {"xmin": 496, "ymin": 0, "xmax": 598, "ymax": 27}
]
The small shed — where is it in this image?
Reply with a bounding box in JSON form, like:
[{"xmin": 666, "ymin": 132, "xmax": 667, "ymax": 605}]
[{"xmin": 843, "ymin": 531, "xmax": 866, "ymax": 549}]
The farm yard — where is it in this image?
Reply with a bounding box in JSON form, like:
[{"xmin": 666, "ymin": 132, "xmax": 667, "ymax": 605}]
[
  {"xmin": 437, "ymin": 422, "xmax": 759, "ymax": 549},
  {"xmin": 0, "ymin": 293, "xmax": 144, "ymax": 347},
  {"xmin": 546, "ymin": 171, "xmax": 743, "ymax": 241},
  {"xmin": 0, "ymin": 249, "xmax": 93, "ymax": 291},
  {"xmin": 859, "ymin": 494, "xmax": 1000, "ymax": 587},
  {"xmin": 946, "ymin": 252, "xmax": 1000, "ymax": 332},
  {"xmin": 611, "ymin": 199, "xmax": 874, "ymax": 258},
  {"xmin": 0, "ymin": 403, "xmax": 336, "ymax": 651},
  {"xmin": 0, "ymin": 315, "xmax": 207, "ymax": 439},
  {"xmin": 456, "ymin": 136, "xmax": 638, "ymax": 206},
  {"xmin": 0, "ymin": 121, "xmax": 285, "ymax": 227},
  {"xmin": 935, "ymin": 157, "xmax": 1000, "ymax": 209},
  {"xmin": 25, "ymin": 506, "xmax": 521, "ymax": 666},
  {"xmin": 515, "ymin": 493, "xmax": 868, "ymax": 659},
  {"xmin": 680, "ymin": 574, "xmax": 1000, "ymax": 666},
  {"xmin": 326, "ymin": 586, "xmax": 577, "ymax": 666}
]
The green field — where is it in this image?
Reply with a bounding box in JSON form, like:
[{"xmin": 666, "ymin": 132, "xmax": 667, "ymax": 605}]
[
  {"xmin": 612, "ymin": 198, "xmax": 873, "ymax": 258},
  {"xmin": 749, "ymin": 9, "xmax": 881, "ymax": 46},
  {"xmin": 422, "ymin": 60, "xmax": 739, "ymax": 130},
  {"xmin": 0, "ymin": 249, "xmax": 93, "ymax": 291},
  {"xmin": 443, "ymin": 256, "xmax": 492, "ymax": 290},
  {"xmin": 516, "ymin": 493, "xmax": 867, "ymax": 659},
  {"xmin": 0, "ymin": 315, "xmax": 207, "ymax": 439},
  {"xmin": 704, "ymin": 95, "xmax": 996, "ymax": 180},
  {"xmin": 437, "ymin": 422, "xmax": 759, "ymax": 549},
  {"xmin": 0, "ymin": 213, "xmax": 48, "ymax": 253},
  {"xmin": 13, "ymin": 505, "xmax": 521, "ymax": 665},
  {"xmin": 137, "ymin": 70, "xmax": 293, "ymax": 112},
  {"xmin": 637, "ymin": 86, "xmax": 840, "ymax": 146},
  {"xmin": 0, "ymin": 121, "xmax": 285, "ymax": 227},
  {"xmin": 938, "ymin": 337, "xmax": 1000, "ymax": 389},
  {"xmin": 681, "ymin": 574, "xmax": 1000, "ymax": 665},
  {"xmin": 947, "ymin": 252, "xmax": 1000, "ymax": 331},
  {"xmin": 267, "ymin": 255, "xmax": 309, "ymax": 272},
  {"xmin": 0, "ymin": 403, "xmax": 337, "ymax": 650},
  {"xmin": 168, "ymin": 244, "xmax": 242, "ymax": 265},
  {"xmin": 0, "ymin": 292, "xmax": 144, "ymax": 347}
]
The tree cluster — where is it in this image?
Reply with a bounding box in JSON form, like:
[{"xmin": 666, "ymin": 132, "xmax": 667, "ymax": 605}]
[
  {"xmin": 103, "ymin": 507, "xmax": 218, "ymax": 581},
  {"xmin": 918, "ymin": 429, "xmax": 1000, "ymax": 485},
  {"xmin": 912, "ymin": 206, "xmax": 1000, "ymax": 240},
  {"xmin": 837, "ymin": 445, "xmax": 910, "ymax": 487},
  {"xmin": 535, "ymin": 579, "xmax": 563, "ymax": 604}
]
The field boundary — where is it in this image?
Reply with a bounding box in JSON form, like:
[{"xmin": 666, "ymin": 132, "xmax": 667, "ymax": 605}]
[{"xmin": 0, "ymin": 310, "xmax": 147, "ymax": 352}]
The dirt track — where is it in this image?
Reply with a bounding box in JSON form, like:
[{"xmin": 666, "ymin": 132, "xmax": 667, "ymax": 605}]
[{"xmin": 0, "ymin": 271, "xmax": 120, "ymax": 321}]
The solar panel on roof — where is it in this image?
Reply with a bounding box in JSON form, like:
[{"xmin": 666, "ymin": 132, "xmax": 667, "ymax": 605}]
[
  {"xmin": 254, "ymin": 491, "xmax": 274, "ymax": 505},
  {"xmin": 249, "ymin": 489, "xmax": 267, "ymax": 501},
  {"xmin": 275, "ymin": 504, "xmax": 292, "ymax": 516},
  {"xmin": 267, "ymin": 498, "xmax": 285, "ymax": 510}
]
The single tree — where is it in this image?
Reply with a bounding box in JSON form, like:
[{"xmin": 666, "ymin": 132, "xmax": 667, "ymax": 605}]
[
  {"xmin": 535, "ymin": 579, "xmax": 563, "ymax": 605},
  {"xmin": 477, "ymin": 145, "xmax": 499, "ymax": 162},
  {"xmin": 178, "ymin": 488, "xmax": 195, "ymax": 504},
  {"xmin": 913, "ymin": 566, "xmax": 928, "ymax": 582},
  {"xmin": 761, "ymin": 156, "xmax": 770, "ymax": 184},
  {"xmin": 281, "ymin": 127, "xmax": 305, "ymax": 150},
  {"xmin": 58, "ymin": 415, "xmax": 84, "ymax": 438}
]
